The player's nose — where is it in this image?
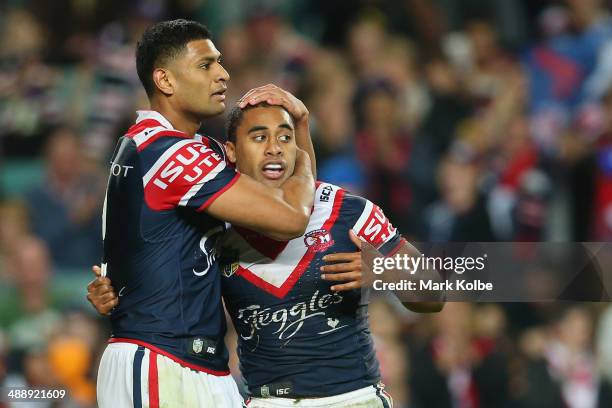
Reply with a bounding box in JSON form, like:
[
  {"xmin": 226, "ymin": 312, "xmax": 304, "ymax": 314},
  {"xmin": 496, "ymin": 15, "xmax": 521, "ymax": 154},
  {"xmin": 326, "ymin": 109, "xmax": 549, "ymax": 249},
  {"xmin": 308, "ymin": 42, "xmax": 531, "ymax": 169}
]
[
  {"xmin": 265, "ymin": 139, "xmax": 282, "ymax": 156},
  {"xmin": 216, "ymin": 63, "xmax": 230, "ymax": 82}
]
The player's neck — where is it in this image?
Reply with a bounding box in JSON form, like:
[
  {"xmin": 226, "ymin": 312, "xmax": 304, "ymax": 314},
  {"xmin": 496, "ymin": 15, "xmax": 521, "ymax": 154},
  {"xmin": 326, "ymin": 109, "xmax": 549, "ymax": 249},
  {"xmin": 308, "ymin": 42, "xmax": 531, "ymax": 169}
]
[{"xmin": 149, "ymin": 100, "xmax": 201, "ymax": 137}]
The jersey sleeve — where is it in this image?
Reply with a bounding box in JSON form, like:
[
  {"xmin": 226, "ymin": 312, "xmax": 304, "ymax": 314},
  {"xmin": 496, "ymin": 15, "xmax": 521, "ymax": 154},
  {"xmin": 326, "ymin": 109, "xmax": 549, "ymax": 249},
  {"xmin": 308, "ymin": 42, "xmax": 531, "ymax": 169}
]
[
  {"xmin": 141, "ymin": 137, "xmax": 240, "ymax": 212},
  {"xmin": 342, "ymin": 193, "xmax": 405, "ymax": 256}
]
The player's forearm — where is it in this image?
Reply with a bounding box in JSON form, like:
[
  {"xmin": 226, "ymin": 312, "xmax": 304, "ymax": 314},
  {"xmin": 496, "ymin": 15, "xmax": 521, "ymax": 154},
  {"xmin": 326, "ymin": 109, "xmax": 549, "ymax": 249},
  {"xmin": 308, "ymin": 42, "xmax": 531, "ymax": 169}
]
[
  {"xmin": 205, "ymin": 166, "xmax": 314, "ymax": 240},
  {"xmin": 398, "ymin": 242, "xmax": 445, "ymax": 311},
  {"xmin": 372, "ymin": 241, "xmax": 445, "ymax": 312},
  {"xmin": 273, "ymin": 171, "xmax": 315, "ymax": 240},
  {"xmin": 295, "ymin": 115, "xmax": 317, "ymax": 178}
]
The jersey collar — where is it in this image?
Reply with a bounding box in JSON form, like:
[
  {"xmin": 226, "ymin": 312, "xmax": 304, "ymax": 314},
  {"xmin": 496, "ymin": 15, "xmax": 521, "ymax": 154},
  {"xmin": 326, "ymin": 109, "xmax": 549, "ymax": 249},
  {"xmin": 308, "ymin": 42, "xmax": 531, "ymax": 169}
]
[{"xmin": 135, "ymin": 110, "xmax": 175, "ymax": 130}]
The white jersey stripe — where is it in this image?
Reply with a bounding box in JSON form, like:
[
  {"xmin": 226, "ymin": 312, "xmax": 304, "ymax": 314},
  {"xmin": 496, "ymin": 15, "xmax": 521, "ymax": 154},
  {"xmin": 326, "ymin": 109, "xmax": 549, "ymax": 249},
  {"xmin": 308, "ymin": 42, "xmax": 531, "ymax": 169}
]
[
  {"xmin": 142, "ymin": 139, "xmax": 198, "ymax": 187},
  {"xmin": 178, "ymin": 160, "xmax": 226, "ymax": 207},
  {"xmin": 136, "ymin": 110, "xmax": 175, "ymax": 129},
  {"xmin": 233, "ymin": 183, "xmax": 339, "ymax": 288},
  {"xmin": 132, "ymin": 126, "xmax": 168, "ymax": 148},
  {"xmin": 352, "ymin": 199, "xmax": 374, "ymax": 233}
]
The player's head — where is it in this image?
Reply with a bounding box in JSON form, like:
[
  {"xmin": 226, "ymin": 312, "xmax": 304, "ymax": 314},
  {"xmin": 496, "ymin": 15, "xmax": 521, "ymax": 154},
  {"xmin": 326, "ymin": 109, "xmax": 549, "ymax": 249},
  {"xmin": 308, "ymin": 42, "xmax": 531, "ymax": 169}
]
[
  {"xmin": 136, "ymin": 19, "xmax": 229, "ymax": 118},
  {"xmin": 225, "ymin": 103, "xmax": 297, "ymax": 187}
]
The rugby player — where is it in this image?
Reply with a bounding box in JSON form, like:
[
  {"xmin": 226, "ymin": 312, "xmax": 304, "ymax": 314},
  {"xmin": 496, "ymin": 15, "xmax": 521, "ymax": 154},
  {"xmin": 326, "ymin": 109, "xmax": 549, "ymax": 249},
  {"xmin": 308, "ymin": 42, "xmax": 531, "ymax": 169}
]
[
  {"xmin": 91, "ymin": 100, "xmax": 443, "ymax": 407},
  {"xmin": 97, "ymin": 20, "xmax": 316, "ymax": 408}
]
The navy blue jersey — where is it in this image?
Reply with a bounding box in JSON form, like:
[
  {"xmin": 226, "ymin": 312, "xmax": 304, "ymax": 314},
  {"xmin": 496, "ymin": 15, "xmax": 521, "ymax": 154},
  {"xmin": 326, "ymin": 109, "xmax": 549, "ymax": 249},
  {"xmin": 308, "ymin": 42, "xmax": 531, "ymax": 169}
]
[
  {"xmin": 102, "ymin": 110, "xmax": 240, "ymax": 374},
  {"xmin": 221, "ymin": 182, "xmax": 404, "ymax": 397}
]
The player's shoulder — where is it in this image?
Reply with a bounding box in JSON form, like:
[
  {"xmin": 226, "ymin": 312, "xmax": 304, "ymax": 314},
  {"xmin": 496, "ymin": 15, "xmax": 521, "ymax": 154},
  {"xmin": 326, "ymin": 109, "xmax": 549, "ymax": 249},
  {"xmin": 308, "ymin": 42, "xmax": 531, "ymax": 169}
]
[
  {"xmin": 124, "ymin": 110, "xmax": 191, "ymax": 153},
  {"xmin": 123, "ymin": 110, "xmax": 226, "ymax": 158},
  {"xmin": 196, "ymin": 134, "xmax": 228, "ymax": 161},
  {"xmin": 315, "ymin": 182, "xmax": 399, "ymax": 248},
  {"xmin": 314, "ymin": 180, "xmax": 367, "ymax": 205},
  {"xmin": 313, "ymin": 181, "xmax": 351, "ymax": 208},
  {"xmin": 314, "ymin": 181, "xmax": 371, "ymax": 220}
]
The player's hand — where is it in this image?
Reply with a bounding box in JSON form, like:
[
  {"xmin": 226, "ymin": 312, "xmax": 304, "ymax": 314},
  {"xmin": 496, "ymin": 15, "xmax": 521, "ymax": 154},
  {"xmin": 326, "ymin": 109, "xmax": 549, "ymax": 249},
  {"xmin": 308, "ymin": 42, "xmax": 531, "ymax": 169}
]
[
  {"xmin": 86, "ymin": 265, "xmax": 118, "ymax": 316},
  {"xmin": 320, "ymin": 231, "xmax": 363, "ymax": 292},
  {"xmin": 293, "ymin": 148, "xmax": 312, "ymax": 178},
  {"xmin": 237, "ymin": 84, "xmax": 309, "ymax": 123}
]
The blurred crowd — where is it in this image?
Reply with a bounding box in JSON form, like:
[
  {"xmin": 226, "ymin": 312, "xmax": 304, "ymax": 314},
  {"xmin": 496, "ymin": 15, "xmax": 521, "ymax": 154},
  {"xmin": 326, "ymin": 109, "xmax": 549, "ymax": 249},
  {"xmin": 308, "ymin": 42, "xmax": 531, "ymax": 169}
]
[{"xmin": 2, "ymin": 0, "xmax": 612, "ymax": 406}]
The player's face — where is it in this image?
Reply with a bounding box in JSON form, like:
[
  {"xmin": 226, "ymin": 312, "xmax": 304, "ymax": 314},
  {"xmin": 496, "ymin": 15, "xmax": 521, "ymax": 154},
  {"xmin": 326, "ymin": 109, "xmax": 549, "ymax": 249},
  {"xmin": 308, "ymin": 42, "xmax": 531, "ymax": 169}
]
[
  {"xmin": 169, "ymin": 39, "xmax": 229, "ymax": 118},
  {"xmin": 226, "ymin": 107, "xmax": 297, "ymax": 188}
]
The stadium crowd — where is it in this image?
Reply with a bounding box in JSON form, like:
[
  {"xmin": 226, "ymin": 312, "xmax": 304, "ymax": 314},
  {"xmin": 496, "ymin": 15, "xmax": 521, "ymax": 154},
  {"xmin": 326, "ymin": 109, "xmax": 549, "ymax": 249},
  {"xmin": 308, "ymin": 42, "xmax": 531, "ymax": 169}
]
[{"xmin": 1, "ymin": 0, "xmax": 612, "ymax": 406}]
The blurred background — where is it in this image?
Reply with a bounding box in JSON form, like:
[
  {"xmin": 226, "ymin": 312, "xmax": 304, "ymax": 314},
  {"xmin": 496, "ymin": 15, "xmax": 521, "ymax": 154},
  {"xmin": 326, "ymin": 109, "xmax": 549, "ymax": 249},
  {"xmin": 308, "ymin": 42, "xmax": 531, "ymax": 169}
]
[{"xmin": 1, "ymin": 0, "xmax": 612, "ymax": 406}]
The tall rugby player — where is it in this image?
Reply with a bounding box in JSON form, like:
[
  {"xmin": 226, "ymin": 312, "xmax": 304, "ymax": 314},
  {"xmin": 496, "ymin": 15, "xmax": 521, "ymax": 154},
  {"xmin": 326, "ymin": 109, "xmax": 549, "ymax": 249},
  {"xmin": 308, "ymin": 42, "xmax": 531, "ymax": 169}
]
[{"xmin": 97, "ymin": 20, "xmax": 315, "ymax": 408}]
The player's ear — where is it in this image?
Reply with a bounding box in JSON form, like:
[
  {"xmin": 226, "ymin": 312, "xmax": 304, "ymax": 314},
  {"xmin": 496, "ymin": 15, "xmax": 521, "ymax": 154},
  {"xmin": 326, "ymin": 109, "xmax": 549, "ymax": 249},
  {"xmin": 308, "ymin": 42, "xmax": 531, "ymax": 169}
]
[
  {"xmin": 153, "ymin": 68, "xmax": 174, "ymax": 96},
  {"xmin": 225, "ymin": 141, "xmax": 237, "ymax": 164}
]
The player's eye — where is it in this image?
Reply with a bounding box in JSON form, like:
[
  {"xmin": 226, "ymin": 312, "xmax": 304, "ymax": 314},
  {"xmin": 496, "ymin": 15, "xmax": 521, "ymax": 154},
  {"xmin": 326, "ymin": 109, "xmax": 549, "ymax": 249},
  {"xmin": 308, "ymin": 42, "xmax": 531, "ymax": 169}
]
[
  {"xmin": 278, "ymin": 135, "xmax": 291, "ymax": 142},
  {"xmin": 200, "ymin": 63, "xmax": 210, "ymax": 70},
  {"xmin": 253, "ymin": 135, "xmax": 266, "ymax": 142}
]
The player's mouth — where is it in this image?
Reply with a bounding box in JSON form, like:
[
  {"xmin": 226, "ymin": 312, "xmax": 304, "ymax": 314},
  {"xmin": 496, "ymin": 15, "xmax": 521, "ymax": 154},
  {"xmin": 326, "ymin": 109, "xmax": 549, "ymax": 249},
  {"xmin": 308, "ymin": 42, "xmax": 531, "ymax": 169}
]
[
  {"xmin": 261, "ymin": 161, "xmax": 286, "ymax": 180},
  {"xmin": 211, "ymin": 88, "xmax": 226, "ymax": 101}
]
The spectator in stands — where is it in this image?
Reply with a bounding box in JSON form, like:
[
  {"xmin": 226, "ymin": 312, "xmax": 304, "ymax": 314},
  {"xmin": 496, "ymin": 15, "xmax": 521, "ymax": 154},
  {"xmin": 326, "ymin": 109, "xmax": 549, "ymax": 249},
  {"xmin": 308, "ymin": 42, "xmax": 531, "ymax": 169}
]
[
  {"xmin": 23, "ymin": 127, "xmax": 104, "ymax": 269},
  {"xmin": 424, "ymin": 151, "xmax": 494, "ymax": 242},
  {"xmin": 544, "ymin": 306, "xmax": 612, "ymax": 408},
  {"xmin": 1, "ymin": 236, "xmax": 60, "ymax": 350},
  {"xmin": 307, "ymin": 50, "xmax": 364, "ymax": 192},
  {"xmin": 0, "ymin": 200, "xmax": 30, "ymax": 280},
  {"xmin": 355, "ymin": 79, "xmax": 414, "ymax": 234}
]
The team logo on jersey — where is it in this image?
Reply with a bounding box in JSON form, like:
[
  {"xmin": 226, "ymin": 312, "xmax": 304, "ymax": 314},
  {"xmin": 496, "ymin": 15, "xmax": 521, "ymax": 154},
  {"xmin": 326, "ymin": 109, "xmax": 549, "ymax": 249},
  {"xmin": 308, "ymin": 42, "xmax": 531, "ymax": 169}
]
[
  {"xmin": 192, "ymin": 338, "xmax": 204, "ymax": 354},
  {"xmin": 236, "ymin": 290, "xmax": 347, "ymax": 343},
  {"xmin": 223, "ymin": 262, "xmax": 239, "ymax": 278},
  {"xmin": 304, "ymin": 229, "xmax": 334, "ymax": 252},
  {"xmin": 220, "ymin": 248, "xmax": 240, "ymax": 278},
  {"xmin": 193, "ymin": 226, "xmax": 224, "ymax": 277}
]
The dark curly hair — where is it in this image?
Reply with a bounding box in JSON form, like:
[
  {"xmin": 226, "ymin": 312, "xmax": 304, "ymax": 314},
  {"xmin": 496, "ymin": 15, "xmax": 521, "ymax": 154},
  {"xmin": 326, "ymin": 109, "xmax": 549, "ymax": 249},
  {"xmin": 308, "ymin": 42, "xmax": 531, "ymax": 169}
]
[{"xmin": 136, "ymin": 19, "xmax": 212, "ymax": 97}]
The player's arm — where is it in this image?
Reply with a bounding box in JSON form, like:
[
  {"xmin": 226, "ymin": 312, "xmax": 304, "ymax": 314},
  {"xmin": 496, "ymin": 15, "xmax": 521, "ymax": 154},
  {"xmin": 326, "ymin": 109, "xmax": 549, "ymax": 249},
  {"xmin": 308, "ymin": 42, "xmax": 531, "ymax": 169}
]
[
  {"xmin": 321, "ymin": 232, "xmax": 444, "ymax": 312},
  {"xmin": 238, "ymin": 84, "xmax": 316, "ymax": 177},
  {"xmin": 143, "ymin": 138, "xmax": 315, "ymax": 241},
  {"xmin": 206, "ymin": 148, "xmax": 314, "ymax": 241},
  {"xmin": 341, "ymin": 194, "xmax": 444, "ymax": 312},
  {"xmin": 371, "ymin": 240, "xmax": 445, "ymax": 313}
]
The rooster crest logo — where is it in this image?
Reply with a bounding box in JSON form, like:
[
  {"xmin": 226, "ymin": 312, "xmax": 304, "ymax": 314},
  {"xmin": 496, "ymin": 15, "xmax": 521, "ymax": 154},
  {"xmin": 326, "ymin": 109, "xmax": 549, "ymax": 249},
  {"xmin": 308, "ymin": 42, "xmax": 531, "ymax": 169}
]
[{"xmin": 304, "ymin": 229, "xmax": 334, "ymax": 252}]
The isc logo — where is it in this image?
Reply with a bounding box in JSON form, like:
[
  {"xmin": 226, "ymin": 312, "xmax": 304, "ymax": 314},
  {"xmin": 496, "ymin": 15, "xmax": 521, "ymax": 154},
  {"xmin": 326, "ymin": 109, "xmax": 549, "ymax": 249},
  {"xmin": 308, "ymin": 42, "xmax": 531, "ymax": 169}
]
[
  {"xmin": 319, "ymin": 185, "xmax": 333, "ymax": 202},
  {"xmin": 153, "ymin": 144, "xmax": 221, "ymax": 190}
]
